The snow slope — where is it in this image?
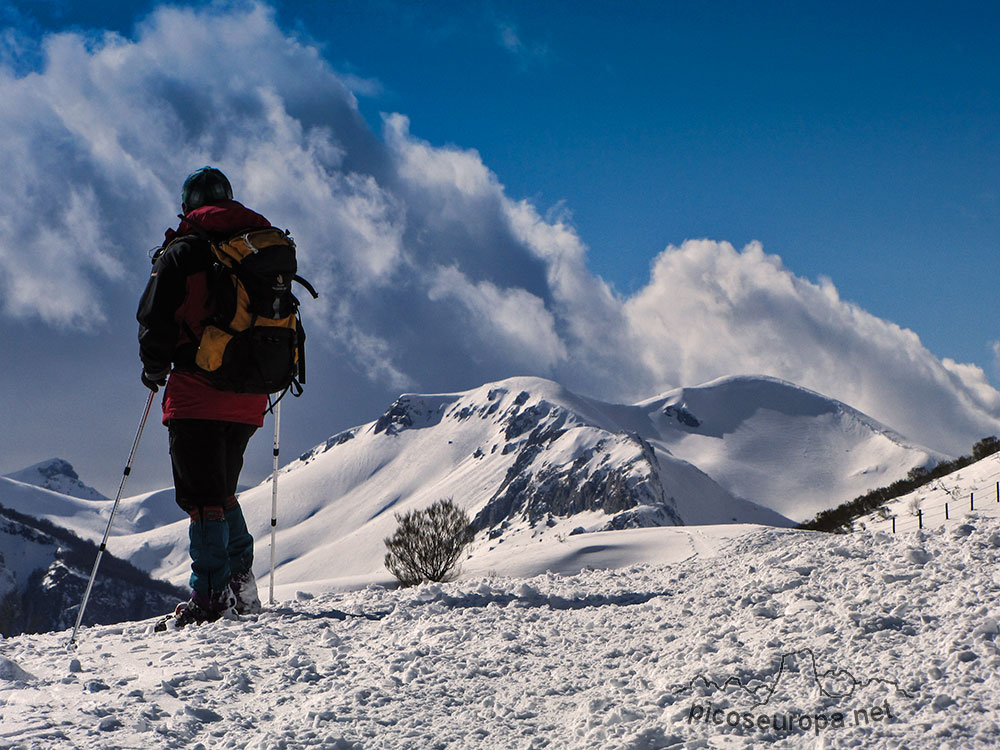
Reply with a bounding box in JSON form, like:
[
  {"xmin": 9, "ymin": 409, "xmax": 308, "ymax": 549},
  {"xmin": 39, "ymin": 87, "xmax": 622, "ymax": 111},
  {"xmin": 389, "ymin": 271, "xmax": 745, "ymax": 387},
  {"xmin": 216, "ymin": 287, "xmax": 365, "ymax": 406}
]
[
  {"xmin": 0, "ymin": 476, "xmax": 183, "ymax": 542},
  {"xmin": 3, "ymin": 515, "xmax": 999, "ymax": 749},
  {"xmin": 640, "ymin": 375, "xmax": 943, "ymax": 521},
  {"xmin": 857, "ymin": 451, "xmax": 1000, "ymax": 535}
]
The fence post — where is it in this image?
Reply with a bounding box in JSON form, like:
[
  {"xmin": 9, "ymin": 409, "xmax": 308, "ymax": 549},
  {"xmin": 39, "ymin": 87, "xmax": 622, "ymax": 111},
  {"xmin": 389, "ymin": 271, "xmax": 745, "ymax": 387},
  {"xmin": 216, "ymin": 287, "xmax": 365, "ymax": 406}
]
[
  {"xmin": 892, "ymin": 516, "xmax": 896, "ymax": 534},
  {"xmin": 918, "ymin": 509, "xmax": 923, "ymax": 529},
  {"xmin": 971, "ymin": 492, "xmax": 975, "ymax": 511},
  {"xmin": 945, "ymin": 502, "xmax": 949, "ymax": 520}
]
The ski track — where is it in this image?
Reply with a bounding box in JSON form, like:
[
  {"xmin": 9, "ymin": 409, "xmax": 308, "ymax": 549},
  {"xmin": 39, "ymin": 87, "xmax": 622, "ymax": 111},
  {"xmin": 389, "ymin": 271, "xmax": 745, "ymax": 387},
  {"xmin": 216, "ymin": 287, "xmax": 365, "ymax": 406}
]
[{"xmin": 3, "ymin": 516, "xmax": 1000, "ymax": 749}]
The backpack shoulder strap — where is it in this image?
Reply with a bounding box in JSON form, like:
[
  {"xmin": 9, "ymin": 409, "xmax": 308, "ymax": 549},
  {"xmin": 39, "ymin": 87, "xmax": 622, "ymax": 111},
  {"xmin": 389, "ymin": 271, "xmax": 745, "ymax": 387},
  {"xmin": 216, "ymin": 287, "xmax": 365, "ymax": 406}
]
[
  {"xmin": 150, "ymin": 233, "xmax": 209, "ymax": 264},
  {"xmin": 294, "ymin": 274, "xmax": 319, "ymax": 299}
]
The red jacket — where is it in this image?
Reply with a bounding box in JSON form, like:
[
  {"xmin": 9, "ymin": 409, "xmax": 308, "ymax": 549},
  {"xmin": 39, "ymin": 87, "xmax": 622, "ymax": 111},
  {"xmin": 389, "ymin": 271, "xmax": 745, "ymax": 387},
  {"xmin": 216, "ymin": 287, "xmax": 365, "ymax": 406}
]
[{"xmin": 137, "ymin": 200, "xmax": 270, "ymax": 427}]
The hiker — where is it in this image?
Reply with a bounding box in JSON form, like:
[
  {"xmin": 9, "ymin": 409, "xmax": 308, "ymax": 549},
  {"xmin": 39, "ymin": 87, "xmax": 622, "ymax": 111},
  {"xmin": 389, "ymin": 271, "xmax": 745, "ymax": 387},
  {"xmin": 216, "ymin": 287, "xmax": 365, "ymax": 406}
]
[{"xmin": 136, "ymin": 166, "xmax": 268, "ymax": 627}]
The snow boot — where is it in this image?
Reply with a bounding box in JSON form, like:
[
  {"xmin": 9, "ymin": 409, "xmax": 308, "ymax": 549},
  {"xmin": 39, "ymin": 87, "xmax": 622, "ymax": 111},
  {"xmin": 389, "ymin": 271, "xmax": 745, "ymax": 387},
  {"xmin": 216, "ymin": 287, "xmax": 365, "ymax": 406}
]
[
  {"xmin": 155, "ymin": 588, "xmax": 237, "ymax": 631},
  {"xmin": 230, "ymin": 570, "xmax": 263, "ymax": 615}
]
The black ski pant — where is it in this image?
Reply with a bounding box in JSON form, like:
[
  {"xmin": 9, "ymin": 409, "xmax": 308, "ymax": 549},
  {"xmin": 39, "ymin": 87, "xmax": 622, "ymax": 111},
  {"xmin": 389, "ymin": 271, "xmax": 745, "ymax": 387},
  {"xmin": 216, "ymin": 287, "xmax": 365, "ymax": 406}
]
[{"xmin": 167, "ymin": 419, "xmax": 257, "ymax": 594}]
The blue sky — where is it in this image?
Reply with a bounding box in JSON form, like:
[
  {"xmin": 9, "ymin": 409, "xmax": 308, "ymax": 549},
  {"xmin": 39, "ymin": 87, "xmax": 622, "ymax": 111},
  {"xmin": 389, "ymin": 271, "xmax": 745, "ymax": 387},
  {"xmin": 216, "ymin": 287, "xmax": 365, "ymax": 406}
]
[
  {"xmin": 287, "ymin": 0, "xmax": 1000, "ymax": 364},
  {"xmin": 11, "ymin": 0, "xmax": 999, "ymax": 364},
  {"xmin": 2, "ymin": 0, "xmax": 1000, "ymax": 493}
]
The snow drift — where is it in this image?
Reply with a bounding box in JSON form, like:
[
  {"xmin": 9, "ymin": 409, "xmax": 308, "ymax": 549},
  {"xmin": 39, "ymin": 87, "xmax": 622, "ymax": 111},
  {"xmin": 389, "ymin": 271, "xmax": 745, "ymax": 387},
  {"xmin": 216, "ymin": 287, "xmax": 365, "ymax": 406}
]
[{"xmin": 3, "ymin": 504, "xmax": 999, "ymax": 748}]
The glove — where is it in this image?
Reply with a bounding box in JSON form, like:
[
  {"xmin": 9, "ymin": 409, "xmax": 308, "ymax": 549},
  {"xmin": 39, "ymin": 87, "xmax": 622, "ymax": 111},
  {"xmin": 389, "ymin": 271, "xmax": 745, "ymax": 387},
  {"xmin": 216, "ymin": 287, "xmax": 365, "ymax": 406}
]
[{"xmin": 141, "ymin": 367, "xmax": 169, "ymax": 392}]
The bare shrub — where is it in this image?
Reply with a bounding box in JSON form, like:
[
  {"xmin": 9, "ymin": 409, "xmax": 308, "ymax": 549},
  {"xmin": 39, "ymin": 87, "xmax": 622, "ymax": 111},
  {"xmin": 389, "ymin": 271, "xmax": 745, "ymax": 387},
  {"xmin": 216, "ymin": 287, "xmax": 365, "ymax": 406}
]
[{"xmin": 384, "ymin": 498, "xmax": 475, "ymax": 587}]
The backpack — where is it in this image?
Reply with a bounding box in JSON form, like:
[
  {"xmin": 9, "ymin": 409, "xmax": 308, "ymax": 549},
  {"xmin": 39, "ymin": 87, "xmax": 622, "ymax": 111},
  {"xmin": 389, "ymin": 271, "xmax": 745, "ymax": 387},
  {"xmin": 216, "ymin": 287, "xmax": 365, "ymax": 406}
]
[{"xmin": 189, "ymin": 225, "xmax": 318, "ymax": 396}]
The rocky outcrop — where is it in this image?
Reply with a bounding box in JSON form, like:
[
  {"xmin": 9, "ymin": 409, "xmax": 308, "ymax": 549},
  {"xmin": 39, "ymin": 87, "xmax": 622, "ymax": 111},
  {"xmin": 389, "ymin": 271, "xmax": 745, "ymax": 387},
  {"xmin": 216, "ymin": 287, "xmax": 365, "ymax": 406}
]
[{"xmin": 473, "ymin": 401, "xmax": 683, "ymax": 531}]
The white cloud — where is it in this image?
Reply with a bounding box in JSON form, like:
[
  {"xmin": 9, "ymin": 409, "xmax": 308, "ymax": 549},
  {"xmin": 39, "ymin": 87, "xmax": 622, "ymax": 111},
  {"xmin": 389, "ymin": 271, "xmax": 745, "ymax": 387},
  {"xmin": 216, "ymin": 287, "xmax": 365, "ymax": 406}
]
[
  {"xmin": 428, "ymin": 265, "xmax": 567, "ymax": 372},
  {"xmin": 494, "ymin": 19, "xmax": 550, "ymax": 68},
  {"xmin": 498, "ymin": 22, "xmax": 522, "ymax": 54},
  {"xmin": 623, "ymin": 240, "xmax": 1000, "ymax": 453},
  {"xmin": 1, "ymin": 1, "xmax": 999, "ymax": 479},
  {"xmin": 386, "ymin": 113, "xmax": 498, "ymax": 198}
]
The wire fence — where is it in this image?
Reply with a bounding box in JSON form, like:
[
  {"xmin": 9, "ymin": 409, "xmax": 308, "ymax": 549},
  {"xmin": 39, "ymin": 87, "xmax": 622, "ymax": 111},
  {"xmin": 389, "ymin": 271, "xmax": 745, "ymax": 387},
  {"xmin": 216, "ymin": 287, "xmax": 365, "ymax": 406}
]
[{"xmin": 866, "ymin": 453, "xmax": 1000, "ymax": 534}]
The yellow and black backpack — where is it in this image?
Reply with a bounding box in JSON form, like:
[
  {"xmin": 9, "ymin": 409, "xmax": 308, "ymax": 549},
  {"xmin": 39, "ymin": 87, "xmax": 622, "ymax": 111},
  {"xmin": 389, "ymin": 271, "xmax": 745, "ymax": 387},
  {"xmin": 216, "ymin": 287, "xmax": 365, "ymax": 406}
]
[{"xmin": 192, "ymin": 226, "xmax": 317, "ymax": 396}]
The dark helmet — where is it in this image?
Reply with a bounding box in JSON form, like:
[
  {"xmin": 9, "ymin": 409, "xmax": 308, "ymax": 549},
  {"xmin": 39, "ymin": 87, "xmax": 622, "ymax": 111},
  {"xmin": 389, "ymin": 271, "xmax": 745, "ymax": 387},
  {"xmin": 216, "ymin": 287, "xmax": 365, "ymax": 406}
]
[{"xmin": 181, "ymin": 166, "xmax": 233, "ymax": 213}]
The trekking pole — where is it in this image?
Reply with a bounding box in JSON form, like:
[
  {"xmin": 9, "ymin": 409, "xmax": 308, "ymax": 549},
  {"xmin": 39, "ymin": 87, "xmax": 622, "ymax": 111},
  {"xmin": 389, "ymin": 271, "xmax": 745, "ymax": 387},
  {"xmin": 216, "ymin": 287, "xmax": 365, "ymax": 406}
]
[
  {"xmin": 68, "ymin": 390, "xmax": 156, "ymax": 648},
  {"xmin": 268, "ymin": 400, "xmax": 281, "ymax": 605}
]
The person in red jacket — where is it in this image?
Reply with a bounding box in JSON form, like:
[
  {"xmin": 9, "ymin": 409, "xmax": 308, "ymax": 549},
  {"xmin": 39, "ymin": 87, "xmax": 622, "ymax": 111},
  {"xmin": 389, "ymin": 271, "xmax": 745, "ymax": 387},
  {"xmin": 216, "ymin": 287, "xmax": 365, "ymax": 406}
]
[{"xmin": 137, "ymin": 167, "xmax": 267, "ymax": 628}]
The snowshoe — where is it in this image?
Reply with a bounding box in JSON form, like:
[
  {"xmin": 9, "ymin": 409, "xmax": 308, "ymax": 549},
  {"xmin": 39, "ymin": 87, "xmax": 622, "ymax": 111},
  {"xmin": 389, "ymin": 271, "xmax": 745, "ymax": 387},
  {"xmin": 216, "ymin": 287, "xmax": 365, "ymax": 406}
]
[{"xmin": 154, "ymin": 588, "xmax": 238, "ymax": 632}]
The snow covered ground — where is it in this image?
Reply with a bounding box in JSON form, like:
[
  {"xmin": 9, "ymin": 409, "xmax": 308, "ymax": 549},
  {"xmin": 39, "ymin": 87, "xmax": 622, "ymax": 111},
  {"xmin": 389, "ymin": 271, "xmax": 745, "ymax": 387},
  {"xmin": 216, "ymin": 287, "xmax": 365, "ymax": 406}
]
[
  {"xmin": 2, "ymin": 379, "xmax": 996, "ymax": 748},
  {"xmin": 3, "ymin": 511, "xmax": 1000, "ymax": 749}
]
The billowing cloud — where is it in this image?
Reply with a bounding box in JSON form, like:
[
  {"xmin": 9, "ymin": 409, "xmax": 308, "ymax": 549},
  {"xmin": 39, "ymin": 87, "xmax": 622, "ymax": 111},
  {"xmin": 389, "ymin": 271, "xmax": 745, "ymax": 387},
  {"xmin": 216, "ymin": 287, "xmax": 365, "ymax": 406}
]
[
  {"xmin": 2, "ymin": 1, "xmax": 999, "ymax": 491},
  {"xmin": 623, "ymin": 240, "xmax": 1000, "ymax": 453},
  {"xmin": 428, "ymin": 265, "xmax": 567, "ymax": 371}
]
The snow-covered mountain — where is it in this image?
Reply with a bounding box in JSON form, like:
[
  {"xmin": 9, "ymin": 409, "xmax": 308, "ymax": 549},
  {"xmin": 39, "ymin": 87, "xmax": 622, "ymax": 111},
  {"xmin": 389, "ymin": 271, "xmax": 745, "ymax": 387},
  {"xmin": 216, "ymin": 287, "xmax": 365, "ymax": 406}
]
[
  {"xmin": 103, "ymin": 374, "xmax": 937, "ymax": 593},
  {"xmin": 4, "ymin": 458, "xmax": 108, "ymax": 501},
  {"xmin": 0, "ymin": 471, "xmax": 182, "ymax": 543},
  {"xmin": 1, "ymin": 375, "xmax": 943, "ymax": 600},
  {"xmin": 0, "ymin": 460, "xmax": 187, "ymax": 636},
  {"xmin": 640, "ymin": 375, "xmax": 944, "ymax": 520}
]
